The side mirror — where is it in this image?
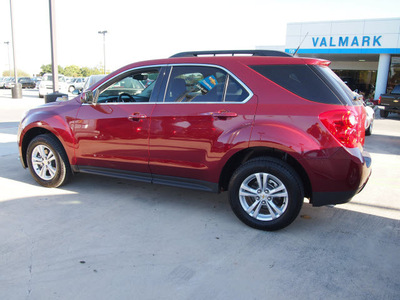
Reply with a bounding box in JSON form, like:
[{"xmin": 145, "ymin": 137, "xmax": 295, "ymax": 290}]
[
  {"xmin": 80, "ymin": 91, "xmax": 93, "ymax": 103},
  {"xmin": 80, "ymin": 90, "xmax": 99, "ymax": 104}
]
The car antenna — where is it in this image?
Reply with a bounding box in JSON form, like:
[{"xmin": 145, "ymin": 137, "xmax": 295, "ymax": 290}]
[{"xmin": 293, "ymin": 32, "xmax": 309, "ymax": 56}]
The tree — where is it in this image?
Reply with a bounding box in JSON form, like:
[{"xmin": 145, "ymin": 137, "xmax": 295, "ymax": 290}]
[
  {"xmin": 40, "ymin": 64, "xmax": 52, "ymax": 75},
  {"xmin": 80, "ymin": 67, "xmax": 90, "ymax": 77},
  {"xmin": 40, "ymin": 64, "xmax": 65, "ymax": 76},
  {"xmin": 2, "ymin": 69, "xmax": 30, "ymax": 77},
  {"xmin": 80, "ymin": 66, "xmax": 103, "ymax": 77},
  {"xmin": 64, "ymin": 65, "xmax": 82, "ymax": 77},
  {"xmin": 39, "ymin": 64, "xmax": 105, "ymax": 78}
]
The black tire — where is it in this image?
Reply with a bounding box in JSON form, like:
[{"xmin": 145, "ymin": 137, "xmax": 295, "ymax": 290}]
[
  {"xmin": 380, "ymin": 110, "xmax": 389, "ymax": 118},
  {"xmin": 365, "ymin": 121, "xmax": 373, "ymax": 136},
  {"xmin": 26, "ymin": 134, "xmax": 72, "ymax": 187},
  {"xmin": 228, "ymin": 157, "xmax": 304, "ymax": 231}
]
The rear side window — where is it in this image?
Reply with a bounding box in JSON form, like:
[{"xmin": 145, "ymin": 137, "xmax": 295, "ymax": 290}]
[
  {"xmin": 164, "ymin": 65, "xmax": 249, "ymax": 103},
  {"xmin": 250, "ymin": 65, "xmax": 342, "ymax": 104}
]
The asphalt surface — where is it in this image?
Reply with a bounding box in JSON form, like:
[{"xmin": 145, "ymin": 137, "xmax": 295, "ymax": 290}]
[{"xmin": 0, "ymin": 89, "xmax": 399, "ymax": 299}]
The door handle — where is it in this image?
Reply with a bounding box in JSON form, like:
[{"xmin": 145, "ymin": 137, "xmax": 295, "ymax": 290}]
[
  {"xmin": 212, "ymin": 110, "xmax": 238, "ymax": 119},
  {"xmin": 128, "ymin": 113, "xmax": 147, "ymax": 121}
]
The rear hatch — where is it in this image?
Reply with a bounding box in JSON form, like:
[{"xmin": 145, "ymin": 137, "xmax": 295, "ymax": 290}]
[{"xmin": 250, "ymin": 63, "xmax": 366, "ymax": 149}]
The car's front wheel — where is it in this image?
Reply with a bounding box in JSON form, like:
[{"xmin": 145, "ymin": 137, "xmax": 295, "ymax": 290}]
[
  {"xmin": 27, "ymin": 134, "xmax": 72, "ymax": 187},
  {"xmin": 229, "ymin": 158, "xmax": 304, "ymax": 231}
]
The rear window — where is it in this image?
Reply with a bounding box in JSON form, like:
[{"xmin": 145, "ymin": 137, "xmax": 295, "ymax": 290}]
[
  {"xmin": 250, "ymin": 65, "xmax": 344, "ymax": 105},
  {"xmin": 313, "ymin": 65, "xmax": 361, "ymax": 106}
]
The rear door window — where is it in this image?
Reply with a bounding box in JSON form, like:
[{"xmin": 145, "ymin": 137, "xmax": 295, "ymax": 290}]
[{"xmin": 164, "ymin": 65, "xmax": 249, "ymax": 103}]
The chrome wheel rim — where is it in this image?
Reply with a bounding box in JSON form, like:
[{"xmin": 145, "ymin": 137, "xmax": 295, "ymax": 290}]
[
  {"xmin": 239, "ymin": 172, "xmax": 288, "ymax": 221},
  {"xmin": 31, "ymin": 145, "xmax": 57, "ymax": 180}
]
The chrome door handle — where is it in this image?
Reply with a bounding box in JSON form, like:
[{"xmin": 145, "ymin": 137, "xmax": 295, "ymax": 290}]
[
  {"xmin": 212, "ymin": 110, "xmax": 238, "ymax": 119},
  {"xmin": 128, "ymin": 113, "xmax": 147, "ymax": 121}
]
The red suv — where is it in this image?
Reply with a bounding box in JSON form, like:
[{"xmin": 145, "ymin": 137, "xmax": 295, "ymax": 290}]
[{"xmin": 18, "ymin": 50, "xmax": 371, "ymax": 230}]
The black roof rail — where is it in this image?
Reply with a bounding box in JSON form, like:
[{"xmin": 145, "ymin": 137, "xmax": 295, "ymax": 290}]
[{"xmin": 170, "ymin": 50, "xmax": 291, "ymax": 58}]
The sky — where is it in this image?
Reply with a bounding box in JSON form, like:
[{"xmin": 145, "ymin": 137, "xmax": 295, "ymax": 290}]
[{"xmin": 0, "ymin": 0, "xmax": 399, "ymax": 76}]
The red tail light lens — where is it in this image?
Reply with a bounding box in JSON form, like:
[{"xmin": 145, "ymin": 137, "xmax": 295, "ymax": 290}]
[
  {"xmin": 319, "ymin": 110, "xmax": 364, "ymax": 148},
  {"xmin": 378, "ymin": 96, "xmax": 381, "ymax": 105}
]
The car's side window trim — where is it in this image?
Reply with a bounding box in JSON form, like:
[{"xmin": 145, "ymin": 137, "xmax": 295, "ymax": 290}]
[
  {"xmin": 82, "ymin": 65, "xmax": 166, "ymax": 106},
  {"xmin": 160, "ymin": 64, "xmax": 253, "ymax": 104},
  {"xmin": 222, "ymin": 74, "xmax": 230, "ymax": 103},
  {"xmin": 159, "ymin": 66, "xmax": 172, "ymax": 103}
]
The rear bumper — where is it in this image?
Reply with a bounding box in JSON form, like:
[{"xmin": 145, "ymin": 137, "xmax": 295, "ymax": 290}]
[
  {"xmin": 310, "ymin": 150, "xmax": 372, "ymax": 207},
  {"xmin": 377, "ymin": 105, "xmax": 399, "ymax": 113}
]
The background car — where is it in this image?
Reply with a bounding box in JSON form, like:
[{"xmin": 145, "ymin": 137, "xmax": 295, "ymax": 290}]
[
  {"xmin": 68, "ymin": 77, "xmax": 86, "ymax": 93},
  {"xmin": 80, "ymin": 75, "xmax": 106, "ymax": 92},
  {"xmin": 32, "ymin": 77, "xmax": 41, "ymax": 89},
  {"xmin": 38, "ymin": 73, "xmax": 69, "ymax": 98},
  {"xmin": 1, "ymin": 77, "xmax": 13, "ymax": 88},
  {"xmin": 18, "ymin": 77, "xmax": 36, "ymax": 89},
  {"xmin": 4, "ymin": 78, "xmax": 16, "ymax": 89},
  {"xmin": 364, "ymin": 103, "xmax": 375, "ymax": 135},
  {"xmin": 353, "ymin": 91, "xmax": 375, "ymax": 135}
]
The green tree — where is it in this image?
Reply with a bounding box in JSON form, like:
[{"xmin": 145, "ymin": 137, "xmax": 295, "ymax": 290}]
[
  {"xmin": 2, "ymin": 69, "xmax": 30, "ymax": 77},
  {"xmin": 39, "ymin": 64, "xmax": 105, "ymax": 78},
  {"xmin": 40, "ymin": 64, "xmax": 52, "ymax": 75},
  {"xmin": 40, "ymin": 64, "xmax": 65, "ymax": 76},
  {"xmin": 80, "ymin": 67, "xmax": 90, "ymax": 77},
  {"xmin": 64, "ymin": 65, "xmax": 82, "ymax": 77},
  {"xmin": 80, "ymin": 66, "xmax": 103, "ymax": 77}
]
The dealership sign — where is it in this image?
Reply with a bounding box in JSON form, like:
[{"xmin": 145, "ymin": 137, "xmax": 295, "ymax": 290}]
[
  {"xmin": 311, "ymin": 36, "xmax": 382, "ymax": 48},
  {"xmin": 285, "ymin": 19, "xmax": 400, "ymax": 55}
]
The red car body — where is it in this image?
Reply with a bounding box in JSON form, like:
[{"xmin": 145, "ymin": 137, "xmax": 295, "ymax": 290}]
[{"xmin": 18, "ymin": 52, "xmax": 372, "ymax": 230}]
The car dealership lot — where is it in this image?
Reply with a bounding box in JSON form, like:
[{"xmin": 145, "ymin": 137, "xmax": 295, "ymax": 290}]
[{"xmin": 0, "ymin": 89, "xmax": 399, "ymax": 299}]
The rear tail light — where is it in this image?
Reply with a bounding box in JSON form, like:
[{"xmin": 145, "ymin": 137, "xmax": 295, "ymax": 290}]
[
  {"xmin": 378, "ymin": 96, "xmax": 381, "ymax": 105},
  {"xmin": 319, "ymin": 110, "xmax": 365, "ymax": 148}
]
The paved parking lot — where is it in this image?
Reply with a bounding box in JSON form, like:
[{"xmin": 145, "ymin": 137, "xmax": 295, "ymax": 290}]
[{"xmin": 0, "ymin": 89, "xmax": 399, "ymax": 299}]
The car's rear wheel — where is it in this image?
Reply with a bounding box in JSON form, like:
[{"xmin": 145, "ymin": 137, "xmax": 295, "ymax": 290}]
[
  {"xmin": 27, "ymin": 134, "xmax": 72, "ymax": 187},
  {"xmin": 229, "ymin": 157, "xmax": 304, "ymax": 231},
  {"xmin": 380, "ymin": 110, "xmax": 389, "ymax": 118}
]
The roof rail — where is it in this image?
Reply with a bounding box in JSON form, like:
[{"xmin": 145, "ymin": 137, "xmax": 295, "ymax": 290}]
[{"xmin": 170, "ymin": 50, "xmax": 291, "ymax": 58}]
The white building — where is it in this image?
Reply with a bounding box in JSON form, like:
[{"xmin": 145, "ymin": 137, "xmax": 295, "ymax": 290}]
[{"xmin": 259, "ymin": 18, "xmax": 400, "ymax": 100}]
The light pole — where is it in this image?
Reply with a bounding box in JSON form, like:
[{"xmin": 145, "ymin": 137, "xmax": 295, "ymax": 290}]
[
  {"xmin": 49, "ymin": 0, "xmax": 59, "ymax": 93},
  {"xmin": 98, "ymin": 30, "xmax": 107, "ymax": 74},
  {"xmin": 9, "ymin": 0, "xmax": 22, "ymax": 98},
  {"xmin": 4, "ymin": 41, "xmax": 11, "ymax": 76}
]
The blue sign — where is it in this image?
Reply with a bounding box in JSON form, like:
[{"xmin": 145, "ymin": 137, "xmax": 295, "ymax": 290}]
[
  {"xmin": 200, "ymin": 75, "xmax": 218, "ymax": 91},
  {"xmin": 311, "ymin": 35, "xmax": 382, "ymax": 48},
  {"xmin": 285, "ymin": 34, "xmax": 400, "ymax": 54},
  {"xmin": 197, "ymin": 75, "xmax": 218, "ymax": 95}
]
